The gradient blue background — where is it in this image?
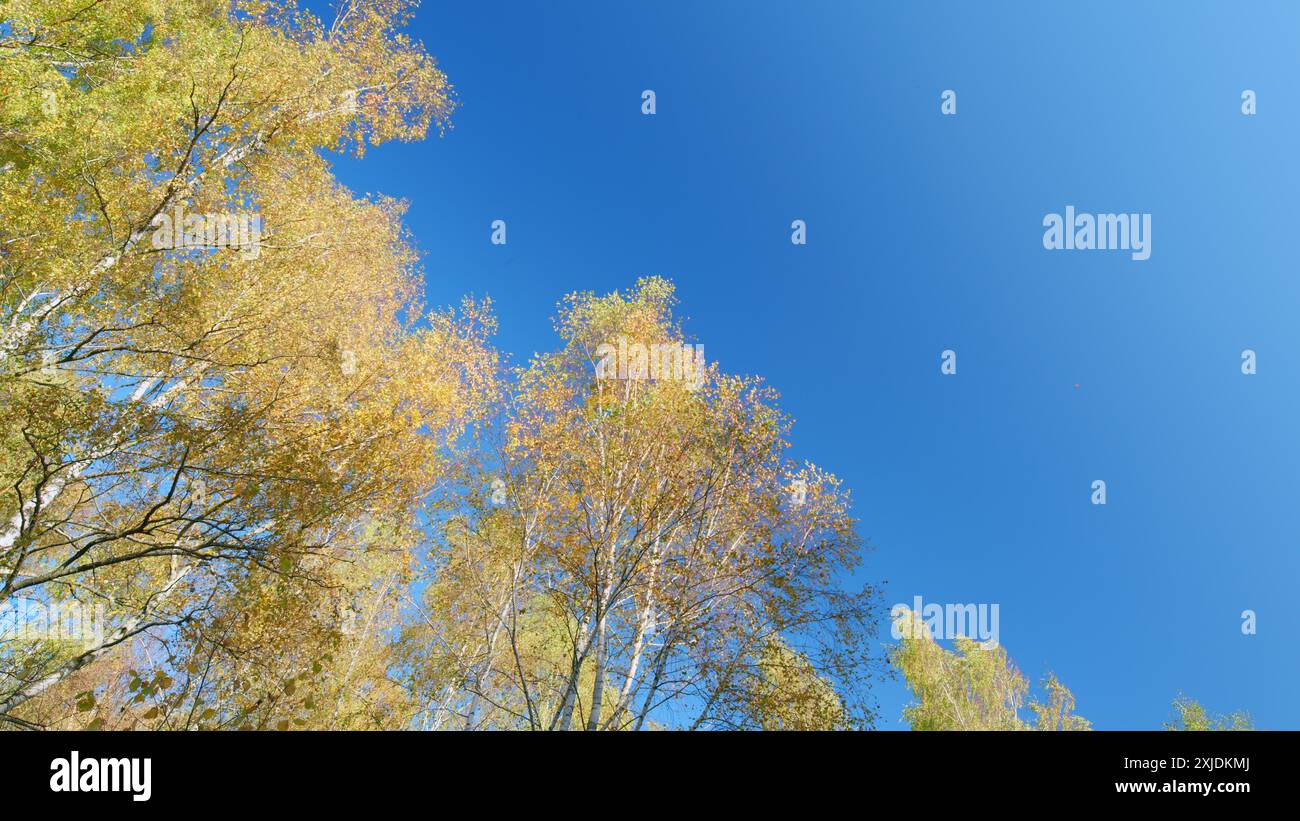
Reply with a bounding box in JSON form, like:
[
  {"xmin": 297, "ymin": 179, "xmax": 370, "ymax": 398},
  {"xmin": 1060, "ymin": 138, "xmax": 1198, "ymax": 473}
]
[{"xmin": 327, "ymin": 0, "xmax": 1300, "ymax": 729}]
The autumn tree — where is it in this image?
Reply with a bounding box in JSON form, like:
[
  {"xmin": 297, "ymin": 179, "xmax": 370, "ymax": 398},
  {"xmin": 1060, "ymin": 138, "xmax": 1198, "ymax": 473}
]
[
  {"xmin": 1164, "ymin": 697, "xmax": 1254, "ymax": 731},
  {"xmin": 891, "ymin": 608, "xmax": 1090, "ymax": 731},
  {"xmin": 0, "ymin": 0, "xmax": 496, "ymax": 728},
  {"xmin": 402, "ymin": 278, "xmax": 882, "ymax": 730}
]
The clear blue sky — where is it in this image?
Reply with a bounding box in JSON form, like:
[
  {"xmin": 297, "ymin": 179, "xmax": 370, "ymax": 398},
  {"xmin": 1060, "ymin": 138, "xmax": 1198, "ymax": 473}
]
[{"xmin": 328, "ymin": 0, "xmax": 1300, "ymax": 729}]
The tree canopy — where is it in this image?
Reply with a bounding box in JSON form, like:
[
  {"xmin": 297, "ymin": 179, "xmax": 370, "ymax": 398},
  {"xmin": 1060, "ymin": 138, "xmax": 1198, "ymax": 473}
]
[{"xmin": 1, "ymin": 2, "xmax": 881, "ymax": 731}]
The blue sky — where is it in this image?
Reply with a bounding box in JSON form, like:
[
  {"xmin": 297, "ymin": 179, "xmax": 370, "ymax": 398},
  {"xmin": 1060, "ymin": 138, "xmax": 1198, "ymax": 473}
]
[{"xmin": 328, "ymin": 0, "xmax": 1300, "ymax": 729}]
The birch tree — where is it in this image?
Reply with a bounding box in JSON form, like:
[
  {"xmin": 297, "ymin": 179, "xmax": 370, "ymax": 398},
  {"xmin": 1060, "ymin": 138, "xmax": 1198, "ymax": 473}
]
[
  {"xmin": 0, "ymin": 0, "xmax": 496, "ymax": 727},
  {"xmin": 403, "ymin": 278, "xmax": 883, "ymax": 730},
  {"xmin": 892, "ymin": 608, "xmax": 1090, "ymax": 731}
]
